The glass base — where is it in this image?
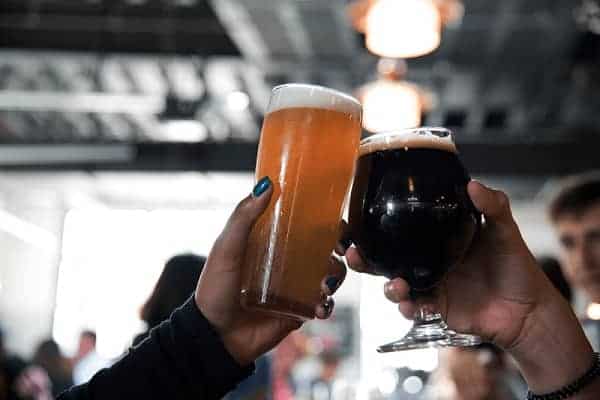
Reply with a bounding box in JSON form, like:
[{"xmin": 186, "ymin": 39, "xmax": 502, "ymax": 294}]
[{"xmin": 377, "ymin": 312, "xmax": 482, "ymax": 352}]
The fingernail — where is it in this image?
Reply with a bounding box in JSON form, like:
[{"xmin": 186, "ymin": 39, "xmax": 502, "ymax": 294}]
[
  {"xmin": 325, "ymin": 276, "xmax": 340, "ymax": 293},
  {"xmin": 252, "ymin": 176, "xmax": 271, "ymax": 197},
  {"xmin": 322, "ymin": 298, "xmax": 333, "ymax": 313},
  {"xmin": 384, "ymin": 281, "xmax": 392, "ymax": 296},
  {"xmin": 384, "ymin": 281, "xmax": 398, "ymax": 296},
  {"xmin": 340, "ymin": 236, "xmax": 352, "ymax": 251}
]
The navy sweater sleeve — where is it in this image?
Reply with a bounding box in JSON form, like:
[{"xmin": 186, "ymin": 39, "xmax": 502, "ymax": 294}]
[{"xmin": 58, "ymin": 297, "xmax": 254, "ymax": 400}]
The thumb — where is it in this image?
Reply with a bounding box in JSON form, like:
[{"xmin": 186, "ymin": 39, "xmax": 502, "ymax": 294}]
[
  {"xmin": 467, "ymin": 180, "xmax": 529, "ymax": 249},
  {"xmin": 468, "ymin": 180, "xmax": 514, "ymax": 227},
  {"xmin": 209, "ymin": 176, "xmax": 273, "ymax": 271}
]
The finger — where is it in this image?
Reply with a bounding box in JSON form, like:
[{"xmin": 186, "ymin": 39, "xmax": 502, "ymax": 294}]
[
  {"xmin": 398, "ymin": 301, "xmax": 416, "ymax": 319},
  {"xmin": 321, "ymin": 254, "xmax": 347, "ymax": 296},
  {"xmin": 345, "ymin": 246, "xmax": 377, "ymax": 275},
  {"xmin": 196, "ymin": 177, "xmax": 274, "ymax": 321},
  {"xmin": 315, "ymin": 298, "xmax": 334, "ymax": 319},
  {"xmin": 208, "ymin": 176, "xmax": 273, "ymax": 271},
  {"xmin": 384, "ymin": 278, "xmax": 411, "ymax": 303},
  {"xmin": 467, "ymin": 181, "xmax": 514, "ymax": 226},
  {"xmin": 335, "ymin": 220, "xmax": 353, "ymax": 255}
]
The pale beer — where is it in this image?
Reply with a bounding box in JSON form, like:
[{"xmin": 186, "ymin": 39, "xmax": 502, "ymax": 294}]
[{"xmin": 241, "ymin": 84, "xmax": 362, "ymax": 320}]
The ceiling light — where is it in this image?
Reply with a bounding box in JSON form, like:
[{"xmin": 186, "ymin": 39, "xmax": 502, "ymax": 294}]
[
  {"xmin": 349, "ymin": 0, "xmax": 464, "ymax": 59},
  {"xmin": 357, "ymin": 59, "xmax": 434, "ymax": 132},
  {"xmin": 367, "ymin": 0, "xmax": 441, "ymax": 58},
  {"xmin": 226, "ymin": 91, "xmax": 250, "ymax": 112},
  {"xmin": 161, "ymin": 120, "xmax": 208, "ymax": 143},
  {"xmin": 587, "ymin": 303, "xmax": 600, "ymax": 320}
]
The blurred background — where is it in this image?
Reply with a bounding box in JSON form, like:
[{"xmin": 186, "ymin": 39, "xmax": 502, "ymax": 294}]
[{"xmin": 0, "ymin": 0, "xmax": 599, "ymax": 399}]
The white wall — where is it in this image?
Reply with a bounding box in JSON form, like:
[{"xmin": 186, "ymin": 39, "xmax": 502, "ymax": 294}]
[{"xmin": 0, "ymin": 192, "xmax": 65, "ymax": 358}]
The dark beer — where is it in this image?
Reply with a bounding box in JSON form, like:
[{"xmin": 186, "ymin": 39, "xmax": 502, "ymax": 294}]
[{"xmin": 349, "ymin": 130, "xmax": 479, "ymax": 292}]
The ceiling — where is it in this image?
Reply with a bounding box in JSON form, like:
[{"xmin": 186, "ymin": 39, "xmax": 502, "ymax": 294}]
[{"xmin": 0, "ymin": 0, "xmax": 598, "ymax": 173}]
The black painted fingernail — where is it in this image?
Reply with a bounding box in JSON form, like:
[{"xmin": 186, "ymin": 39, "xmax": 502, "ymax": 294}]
[
  {"xmin": 322, "ymin": 299, "xmax": 333, "ymax": 313},
  {"xmin": 252, "ymin": 176, "xmax": 271, "ymax": 197},
  {"xmin": 326, "ymin": 276, "xmax": 340, "ymax": 293},
  {"xmin": 340, "ymin": 236, "xmax": 352, "ymax": 251}
]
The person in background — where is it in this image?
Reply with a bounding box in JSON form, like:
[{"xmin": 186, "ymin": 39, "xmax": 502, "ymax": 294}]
[
  {"xmin": 14, "ymin": 366, "xmax": 53, "ymax": 400},
  {"xmin": 309, "ymin": 349, "xmax": 341, "ymax": 400},
  {"xmin": 271, "ymin": 331, "xmax": 308, "ymax": 400},
  {"xmin": 0, "ymin": 326, "xmax": 27, "ymax": 400},
  {"xmin": 548, "ymin": 171, "xmax": 600, "ymax": 315},
  {"xmin": 426, "ymin": 344, "xmax": 515, "ymax": 400},
  {"xmin": 134, "ymin": 253, "xmax": 206, "ymax": 345},
  {"xmin": 225, "ymin": 354, "xmax": 272, "ymax": 400},
  {"xmin": 71, "ymin": 331, "xmax": 107, "ymax": 386},
  {"xmin": 30, "ymin": 340, "xmax": 72, "ymax": 397}
]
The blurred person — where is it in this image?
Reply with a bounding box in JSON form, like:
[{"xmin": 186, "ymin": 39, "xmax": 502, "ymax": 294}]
[
  {"xmin": 29, "ymin": 340, "xmax": 72, "ymax": 396},
  {"xmin": 0, "ymin": 326, "xmax": 28, "ymax": 400},
  {"xmin": 226, "ymin": 354, "xmax": 272, "ymax": 400},
  {"xmin": 309, "ymin": 349, "xmax": 341, "ymax": 400},
  {"xmin": 14, "ymin": 366, "xmax": 53, "ymax": 400},
  {"xmin": 426, "ymin": 345, "xmax": 515, "ymax": 400},
  {"xmin": 134, "ymin": 253, "xmax": 206, "ymax": 345},
  {"xmin": 548, "ymin": 172, "xmax": 600, "ymax": 313},
  {"xmin": 271, "ymin": 331, "xmax": 309, "ymax": 400},
  {"xmin": 72, "ymin": 332, "xmax": 95, "ymax": 366},
  {"xmin": 71, "ymin": 331, "xmax": 107, "ymax": 386},
  {"xmin": 54, "ymin": 178, "xmax": 600, "ymax": 399}
]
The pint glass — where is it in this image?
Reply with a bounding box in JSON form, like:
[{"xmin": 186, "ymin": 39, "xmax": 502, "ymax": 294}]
[{"xmin": 241, "ymin": 84, "xmax": 362, "ymax": 320}]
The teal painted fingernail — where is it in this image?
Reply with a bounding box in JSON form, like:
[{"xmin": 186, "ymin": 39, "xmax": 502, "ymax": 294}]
[
  {"xmin": 252, "ymin": 176, "xmax": 271, "ymax": 197},
  {"xmin": 326, "ymin": 276, "xmax": 340, "ymax": 293}
]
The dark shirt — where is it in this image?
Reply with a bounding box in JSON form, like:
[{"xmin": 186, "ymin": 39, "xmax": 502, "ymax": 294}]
[
  {"xmin": 48, "ymin": 371, "xmax": 73, "ymax": 398},
  {"xmin": 58, "ymin": 297, "xmax": 254, "ymax": 400},
  {"xmin": 1, "ymin": 355, "xmax": 27, "ymax": 400}
]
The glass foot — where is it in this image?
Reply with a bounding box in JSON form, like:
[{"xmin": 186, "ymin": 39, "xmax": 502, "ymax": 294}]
[{"xmin": 377, "ymin": 312, "xmax": 482, "ymax": 352}]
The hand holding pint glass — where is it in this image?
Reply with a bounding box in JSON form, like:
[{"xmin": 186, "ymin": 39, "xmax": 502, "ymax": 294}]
[
  {"xmin": 241, "ymin": 84, "xmax": 362, "ymax": 320},
  {"xmin": 348, "ymin": 127, "xmax": 482, "ymax": 351}
]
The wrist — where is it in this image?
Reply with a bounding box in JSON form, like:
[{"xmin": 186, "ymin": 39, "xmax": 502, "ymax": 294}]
[
  {"xmin": 194, "ymin": 294, "xmax": 252, "ymax": 366},
  {"xmin": 221, "ymin": 332, "xmax": 255, "ymax": 367},
  {"xmin": 509, "ymin": 288, "xmax": 593, "ymax": 393},
  {"xmin": 526, "ymin": 353, "xmax": 600, "ymax": 400}
]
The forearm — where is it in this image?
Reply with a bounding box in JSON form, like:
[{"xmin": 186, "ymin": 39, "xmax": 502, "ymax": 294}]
[
  {"xmin": 58, "ymin": 298, "xmax": 253, "ymax": 400},
  {"xmin": 509, "ymin": 292, "xmax": 599, "ymax": 398}
]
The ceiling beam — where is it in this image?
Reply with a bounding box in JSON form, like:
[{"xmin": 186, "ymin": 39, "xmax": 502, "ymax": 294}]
[{"xmin": 0, "ymin": 141, "xmax": 597, "ymax": 176}]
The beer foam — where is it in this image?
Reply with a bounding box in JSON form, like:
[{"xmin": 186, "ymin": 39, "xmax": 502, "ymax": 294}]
[
  {"xmin": 359, "ymin": 128, "xmax": 458, "ymax": 156},
  {"xmin": 267, "ymin": 83, "xmax": 361, "ymax": 117}
]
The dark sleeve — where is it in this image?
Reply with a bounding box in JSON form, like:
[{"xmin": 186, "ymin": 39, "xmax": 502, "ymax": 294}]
[{"xmin": 58, "ymin": 297, "xmax": 254, "ymax": 400}]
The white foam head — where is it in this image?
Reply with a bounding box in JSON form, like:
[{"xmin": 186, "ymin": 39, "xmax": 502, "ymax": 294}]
[
  {"xmin": 267, "ymin": 83, "xmax": 362, "ymax": 118},
  {"xmin": 359, "ymin": 127, "xmax": 457, "ymax": 156}
]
